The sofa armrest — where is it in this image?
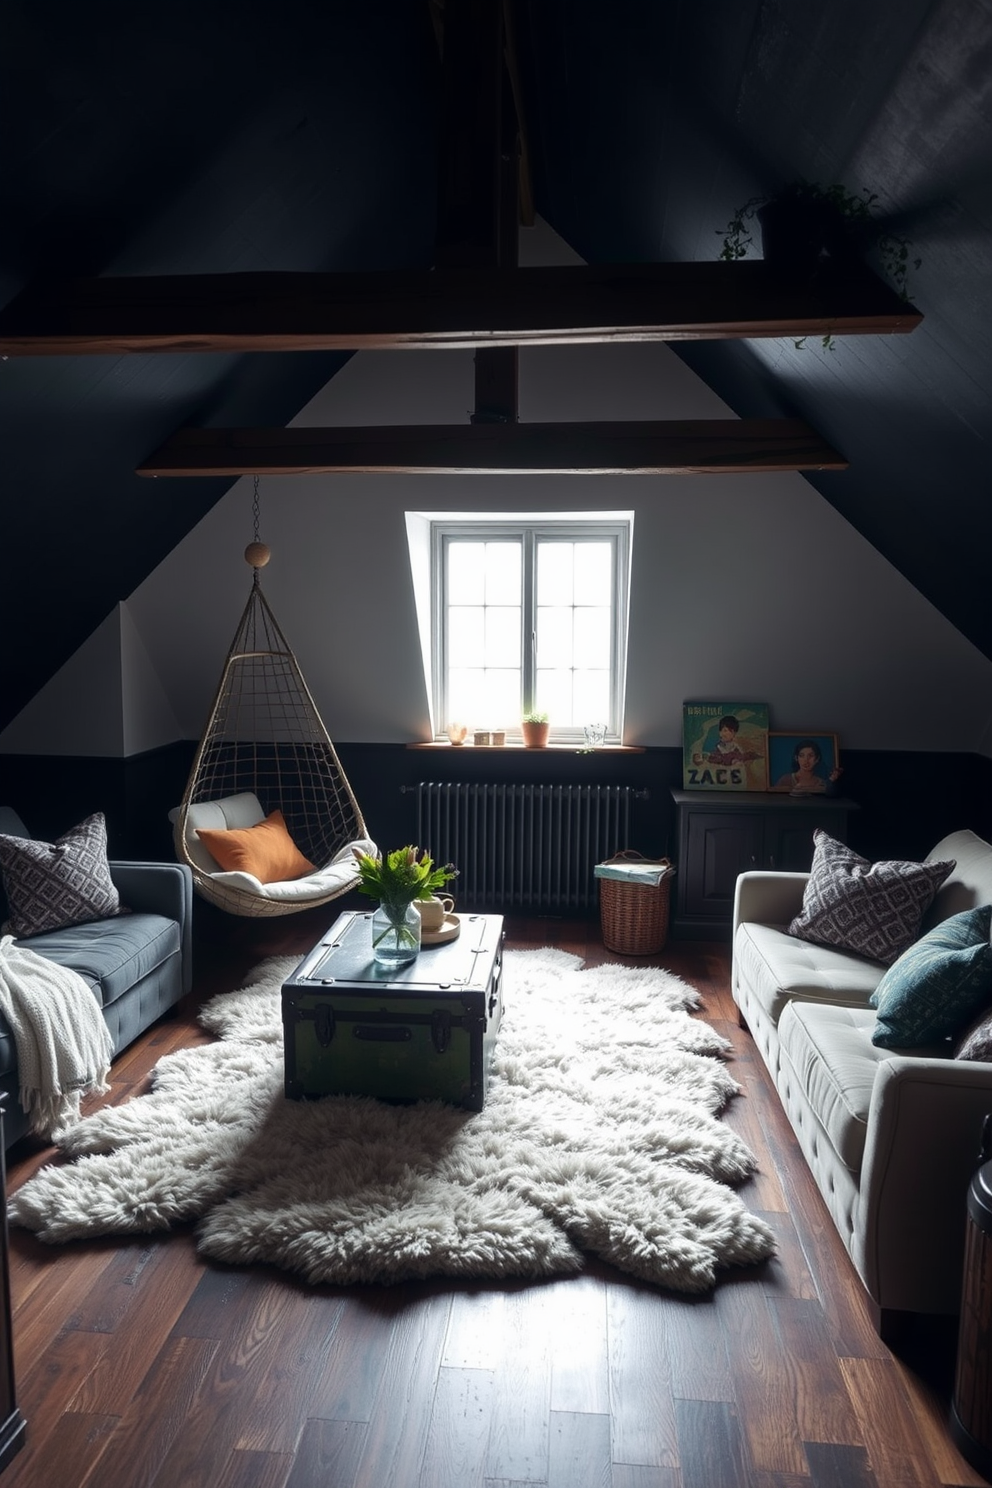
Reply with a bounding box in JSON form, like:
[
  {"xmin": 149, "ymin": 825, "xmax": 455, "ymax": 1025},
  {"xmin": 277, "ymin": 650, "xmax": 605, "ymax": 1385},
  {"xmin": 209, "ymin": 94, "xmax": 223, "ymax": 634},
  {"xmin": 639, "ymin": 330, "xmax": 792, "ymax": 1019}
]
[
  {"xmin": 732, "ymin": 871, "xmax": 808, "ymax": 939},
  {"xmin": 110, "ymin": 860, "xmax": 194, "ymax": 995},
  {"xmin": 857, "ymin": 1056, "xmax": 992, "ymax": 1313}
]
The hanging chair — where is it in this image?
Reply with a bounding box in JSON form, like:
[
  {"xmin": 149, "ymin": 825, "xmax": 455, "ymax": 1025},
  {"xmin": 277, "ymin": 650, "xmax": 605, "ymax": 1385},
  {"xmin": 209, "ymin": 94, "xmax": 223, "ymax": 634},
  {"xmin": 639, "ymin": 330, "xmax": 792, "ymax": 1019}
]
[{"xmin": 172, "ymin": 540, "xmax": 375, "ymax": 917}]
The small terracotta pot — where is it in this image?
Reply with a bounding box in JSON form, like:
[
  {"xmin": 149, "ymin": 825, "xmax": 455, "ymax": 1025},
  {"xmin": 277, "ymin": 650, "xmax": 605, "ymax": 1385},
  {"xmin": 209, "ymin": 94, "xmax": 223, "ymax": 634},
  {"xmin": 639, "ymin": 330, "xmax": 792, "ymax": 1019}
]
[{"xmin": 521, "ymin": 720, "xmax": 549, "ymax": 748}]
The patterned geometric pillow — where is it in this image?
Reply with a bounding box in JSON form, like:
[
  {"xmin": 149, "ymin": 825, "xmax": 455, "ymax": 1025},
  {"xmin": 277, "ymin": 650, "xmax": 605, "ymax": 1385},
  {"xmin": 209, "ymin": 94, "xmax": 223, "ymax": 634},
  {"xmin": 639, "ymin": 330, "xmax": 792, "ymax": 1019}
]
[
  {"xmin": 788, "ymin": 830, "xmax": 955, "ymax": 966},
  {"xmin": 0, "ymin": 813, "xmax": 121, "ymax": 938},
  {"xmin": 870, "ymin": 905, "xmax": 992, "ymax": 1049}
]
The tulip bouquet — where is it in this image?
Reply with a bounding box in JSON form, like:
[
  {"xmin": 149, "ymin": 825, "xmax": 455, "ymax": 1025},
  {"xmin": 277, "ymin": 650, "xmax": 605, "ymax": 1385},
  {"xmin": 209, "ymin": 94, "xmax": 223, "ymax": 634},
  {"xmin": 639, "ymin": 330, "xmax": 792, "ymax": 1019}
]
[{"xmin": 352, "ymin": 845, "xmax": 458, "ymax": 958}]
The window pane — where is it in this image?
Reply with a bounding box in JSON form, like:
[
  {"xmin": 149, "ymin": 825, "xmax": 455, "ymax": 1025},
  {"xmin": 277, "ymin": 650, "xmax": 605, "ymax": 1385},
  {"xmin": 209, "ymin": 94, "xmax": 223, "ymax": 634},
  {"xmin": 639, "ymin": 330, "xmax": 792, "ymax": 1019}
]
[
  {"xmin": 574, "ymin": 606, "xmax": 611, "ymax": 667},
  {"xmin": 537, "ymin": 668, "xmax": 573, "ymax": 722},
  {"xmin": 573, "ymin": 670, "xmax": 611, "ymax": 722},
  {"xmin": 447, "ymin": 542, "xmax": 486, "ymax": 605},
  {"xmin": 448, "ymin": 668, "xmax": 488, "ymax": 722},
  {"xmin": 448, "ymin": 668, "xmax": 519, "ymax": 726},
  {"xmin": 484, "ymin": 669, "xmax": 520, "ymax": 725},
  {"xmin": 535, "ymin": 606, "xmax": 572, "ymax": 668},
  {"xmin": 537, "ymin": 542, "xmax": 573, "ymax": 605},
  {"xmin": 574, "ymin": 543, "xmax": 612, "ymax": 605},
  {"xmin": 484, "ymin": 542, "xmax": 521, "ymax": 604},
  {"xmin": 448, "ymin": 606, "xmax": 485, "ymax": 667},
  {"xmin": 485, "ymin": 606, "xmax": 520, "ymax": 667}
]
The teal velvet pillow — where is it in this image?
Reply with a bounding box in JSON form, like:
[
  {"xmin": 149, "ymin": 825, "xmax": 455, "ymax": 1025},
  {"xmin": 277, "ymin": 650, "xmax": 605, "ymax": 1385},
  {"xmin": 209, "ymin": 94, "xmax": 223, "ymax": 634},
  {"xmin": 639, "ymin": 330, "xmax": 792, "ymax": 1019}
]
[{"xmin": 871, "ymin": 904, "xmax": 992, "ymax": 1050}]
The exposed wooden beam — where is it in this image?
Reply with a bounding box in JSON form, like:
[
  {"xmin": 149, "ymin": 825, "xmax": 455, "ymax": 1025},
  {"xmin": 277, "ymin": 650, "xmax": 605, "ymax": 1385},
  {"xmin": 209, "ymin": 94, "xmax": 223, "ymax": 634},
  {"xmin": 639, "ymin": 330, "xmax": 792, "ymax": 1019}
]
[
  {"xmin": 0, "ymin": 260, "xmax": 921, "ymax": 356},
  {"xmin": 136, "ymin": 418, "xmax": 848, "ymax": 476}
]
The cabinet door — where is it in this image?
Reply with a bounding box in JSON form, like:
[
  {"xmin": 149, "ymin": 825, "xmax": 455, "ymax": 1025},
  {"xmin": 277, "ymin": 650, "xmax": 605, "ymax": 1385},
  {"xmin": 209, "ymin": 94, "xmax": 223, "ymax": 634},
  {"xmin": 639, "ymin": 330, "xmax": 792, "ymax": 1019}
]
[
  {"xmin": 765, "ymin": 808, "xmax": 847, "ymax": 872},
  {"xmin": 682, "ymin": 812, "xmax": 765, "ymax": 919}
]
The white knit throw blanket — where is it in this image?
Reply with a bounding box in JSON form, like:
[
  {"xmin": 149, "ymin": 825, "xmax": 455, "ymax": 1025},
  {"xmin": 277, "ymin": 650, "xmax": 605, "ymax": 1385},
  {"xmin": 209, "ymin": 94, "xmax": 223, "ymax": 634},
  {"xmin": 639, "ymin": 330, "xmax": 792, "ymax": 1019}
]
[{"xmin": 0, "ymin": 935, "xmax": 115, "ymax": 1139}]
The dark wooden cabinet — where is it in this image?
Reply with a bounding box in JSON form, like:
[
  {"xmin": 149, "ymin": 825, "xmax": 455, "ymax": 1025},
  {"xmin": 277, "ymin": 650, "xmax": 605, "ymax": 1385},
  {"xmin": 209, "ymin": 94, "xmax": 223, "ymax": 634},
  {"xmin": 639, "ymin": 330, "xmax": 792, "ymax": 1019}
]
[
  {"xmin": 0, "ymin": 1110, "xmax": 24, "ymax": 1474},
  {"xmin": 670, "ymin": 788, "xmax": 859, "ymax": 938}
]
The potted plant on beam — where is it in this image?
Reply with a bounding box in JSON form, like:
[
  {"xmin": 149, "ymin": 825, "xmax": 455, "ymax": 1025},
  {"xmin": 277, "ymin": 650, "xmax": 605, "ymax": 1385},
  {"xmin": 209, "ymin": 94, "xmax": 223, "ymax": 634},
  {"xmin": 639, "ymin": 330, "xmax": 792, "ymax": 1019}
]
[
  {"xmin": 521, "ymin": 711, "xmax": 549, "ymax": 748},
  {"xmin": 718, "ymin": 178, "xmax": 920, "ymax": 348}
]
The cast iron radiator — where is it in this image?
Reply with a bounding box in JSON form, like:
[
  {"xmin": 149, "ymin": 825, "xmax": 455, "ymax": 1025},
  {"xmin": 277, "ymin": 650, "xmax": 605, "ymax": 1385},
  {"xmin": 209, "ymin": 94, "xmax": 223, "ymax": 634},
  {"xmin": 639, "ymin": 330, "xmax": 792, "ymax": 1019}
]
[{"xmin": 412, "ymin": 782, "xmax": 639, "ymax": 914}]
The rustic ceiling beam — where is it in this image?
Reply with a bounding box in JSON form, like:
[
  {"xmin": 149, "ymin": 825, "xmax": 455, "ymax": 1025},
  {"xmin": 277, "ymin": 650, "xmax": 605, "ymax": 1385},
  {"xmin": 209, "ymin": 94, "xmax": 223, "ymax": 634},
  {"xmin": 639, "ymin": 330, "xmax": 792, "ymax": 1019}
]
[
  {"xmin": 0, "ymin": 260, "xmax": 921, "ymax": 356},
  {"xmin": 135, "ymin": 418, "xmax": 848, "ymax": 476}
]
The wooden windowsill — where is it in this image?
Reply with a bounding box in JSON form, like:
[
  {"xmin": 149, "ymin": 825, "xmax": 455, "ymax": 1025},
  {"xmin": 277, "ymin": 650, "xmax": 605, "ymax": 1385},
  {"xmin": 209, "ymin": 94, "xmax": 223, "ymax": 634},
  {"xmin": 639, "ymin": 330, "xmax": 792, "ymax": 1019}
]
[{"xmin": 406, "ymin": 741, "xmax": 645, "ymax": 753}]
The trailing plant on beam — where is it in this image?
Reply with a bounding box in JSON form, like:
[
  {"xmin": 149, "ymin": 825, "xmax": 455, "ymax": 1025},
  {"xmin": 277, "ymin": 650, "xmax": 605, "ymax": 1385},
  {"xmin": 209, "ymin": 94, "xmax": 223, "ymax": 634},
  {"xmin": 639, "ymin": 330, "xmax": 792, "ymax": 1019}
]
[{"xmin": 719, "ymin": 178, "xmax": 921, "ymax": 350}]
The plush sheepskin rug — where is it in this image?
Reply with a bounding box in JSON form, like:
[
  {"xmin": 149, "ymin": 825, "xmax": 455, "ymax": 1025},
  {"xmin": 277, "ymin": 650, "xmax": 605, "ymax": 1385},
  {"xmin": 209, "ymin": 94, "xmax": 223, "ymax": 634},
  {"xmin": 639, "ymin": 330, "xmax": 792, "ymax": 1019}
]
[{"xmin": 9, "ymin": 948, "xmax": 775, "ymax": 1292}]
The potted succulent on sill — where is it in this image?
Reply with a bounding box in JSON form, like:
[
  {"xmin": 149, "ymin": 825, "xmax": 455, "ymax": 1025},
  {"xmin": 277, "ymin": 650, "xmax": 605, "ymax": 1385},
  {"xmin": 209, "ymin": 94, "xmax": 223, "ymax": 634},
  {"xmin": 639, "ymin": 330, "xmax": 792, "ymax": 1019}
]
[
  {"xmin": 718, "ymin": 177, "xmax": 920, "ymax": 349},
  {"xmin": 521, "ymin": 711, "xmax": 550, "ymax": 748}
]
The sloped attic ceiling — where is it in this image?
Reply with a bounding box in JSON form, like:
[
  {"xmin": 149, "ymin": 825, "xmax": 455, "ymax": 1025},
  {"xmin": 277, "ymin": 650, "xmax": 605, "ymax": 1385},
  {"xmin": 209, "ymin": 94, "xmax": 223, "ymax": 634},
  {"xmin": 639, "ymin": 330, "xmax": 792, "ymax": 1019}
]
[{"xmin": 2, "ymin": 0, "xmax": 990, "ymax": 736}]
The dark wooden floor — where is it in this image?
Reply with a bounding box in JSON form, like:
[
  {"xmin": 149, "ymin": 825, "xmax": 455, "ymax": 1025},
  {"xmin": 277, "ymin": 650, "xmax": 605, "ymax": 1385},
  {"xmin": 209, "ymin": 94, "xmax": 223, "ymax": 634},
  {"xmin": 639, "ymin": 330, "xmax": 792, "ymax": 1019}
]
[{"xmin": 2, "ymin": 903, "xmax": 986, "ymax": 1488}]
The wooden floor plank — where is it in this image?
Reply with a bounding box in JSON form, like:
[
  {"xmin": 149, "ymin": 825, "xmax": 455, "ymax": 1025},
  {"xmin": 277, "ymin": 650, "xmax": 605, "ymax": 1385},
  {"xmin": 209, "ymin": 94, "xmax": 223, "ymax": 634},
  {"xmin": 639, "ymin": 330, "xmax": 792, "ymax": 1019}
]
[
  {"xmin": 150, "ymin": 1279, "xmax": 326, "ymax": 1486},
  {"xmin": 485, "ymin": 1283, "xmax": 554, "ymax": 1481},
  {"xmin": 720, "ymin": 1287, "xmax": 808, "ymax": 1476},
  {"xmin": 805, "ymin": 1440, "xmax": 879, "ymax": 1487},
  {"xmin": 71, "ymin": 1335, "xmax": 220, "ymax": 1488},
  {"xmin": 838, "ymin": 1357, "xmax": 944, "ymax": 1487},
  {"xmin": 547, "ymin": 1409, "xmax": 611, "ymax": 1488},
  {"xmin": 69, "ymin": 1236, "xmax": 206, "ymax": 1415},
  {"xmin": 769, "ymin": 1297, "xmax": 867, "ymax": 1448},
  {"xmin": 343, "ymin": 1288, "xmax": 451, "ymax": 1488},
  {"xmin": 285, "ymin": 1419, "xmax": 368, "ymax": 1488},
  {"xmin": 606, "ymin": 1281, "xmax": 680, "ymax": 1470},
  {"xmin": 4, "ymin": 1408, "xmax": 118, "ymax": 1488},
  {"xmin": 215, "ymin": 1448, "xmax": 295, "ymax": 1488},
  {"xmin": 663, "ymin": 1292, "xmax": 736, "ymax": 1404},
  {"xmin": 170, "ymin": 1264, "xmax": 256, "ymax": 1340},
  {"xmin": 233, "ymin": 1288, "xmax": 348, "ymax": 1454},
  {"xmin": 546, "ymin": 1270, "xmax": 610, "ymax": 1416},
  {"xmin": 11, "ymin": 1326, "xmax": 113, "ymax": 1442},
  {"xmin": 610, "ymin": 1465, "xmax": 682, "ymax": 1488},
  {"xmin": 442, "ymin": 1287, "xmax": 508, "ymax": 1371},
  {"xmin": 756, "ymin": 1210, "xmax": 820, "ymax": 1302},
  {"xmin": 420, "ymin": 1365, "xmax": 495, "ymax": 1488},
  {"xmin": 674, "ymin": 1397, "xmax": 752, "ymax": 1488}
]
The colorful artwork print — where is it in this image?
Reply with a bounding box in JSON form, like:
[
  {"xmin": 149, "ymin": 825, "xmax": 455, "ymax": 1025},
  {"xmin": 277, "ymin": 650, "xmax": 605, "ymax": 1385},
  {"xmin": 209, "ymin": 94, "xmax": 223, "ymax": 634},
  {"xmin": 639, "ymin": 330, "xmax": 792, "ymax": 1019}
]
[
  {"xmin": 768, "ymin": 733, "xmax": 841, "ymax": 794},
  {"xmin": 682, "ymin": 702, "xmax": 769, "ymax": 791}
]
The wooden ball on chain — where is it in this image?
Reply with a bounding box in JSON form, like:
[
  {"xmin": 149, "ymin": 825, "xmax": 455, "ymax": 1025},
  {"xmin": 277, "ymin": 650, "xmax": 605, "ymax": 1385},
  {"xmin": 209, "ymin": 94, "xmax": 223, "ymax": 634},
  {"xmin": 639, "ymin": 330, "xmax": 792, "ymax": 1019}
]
[{"xmin": 245, "ymin": 541, "xmax": 271, "ymax": 569}]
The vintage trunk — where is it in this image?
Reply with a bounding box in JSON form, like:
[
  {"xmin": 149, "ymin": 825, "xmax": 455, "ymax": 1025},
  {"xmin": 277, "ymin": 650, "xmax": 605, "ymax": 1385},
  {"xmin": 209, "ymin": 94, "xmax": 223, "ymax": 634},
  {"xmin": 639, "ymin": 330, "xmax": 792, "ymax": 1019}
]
[{"xmin": 282, "ymin": 910, "xmax": 504, "ymax": 1111}]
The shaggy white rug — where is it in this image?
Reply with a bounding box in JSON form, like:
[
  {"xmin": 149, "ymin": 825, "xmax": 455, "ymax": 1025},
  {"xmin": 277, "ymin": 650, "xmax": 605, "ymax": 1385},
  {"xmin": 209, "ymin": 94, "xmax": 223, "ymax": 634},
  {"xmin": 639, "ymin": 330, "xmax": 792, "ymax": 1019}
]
[{"xmin": 9, "ymin": 948, "xmax": 775, "ymax": 1292}]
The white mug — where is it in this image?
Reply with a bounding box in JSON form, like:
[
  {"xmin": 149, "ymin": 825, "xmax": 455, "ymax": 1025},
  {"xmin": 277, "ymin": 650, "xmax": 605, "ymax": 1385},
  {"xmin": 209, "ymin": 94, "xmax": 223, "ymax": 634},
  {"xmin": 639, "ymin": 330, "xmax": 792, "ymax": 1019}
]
[{"xmin": 416, "ymin": 894, "xmax": 455, "ymax": 931}]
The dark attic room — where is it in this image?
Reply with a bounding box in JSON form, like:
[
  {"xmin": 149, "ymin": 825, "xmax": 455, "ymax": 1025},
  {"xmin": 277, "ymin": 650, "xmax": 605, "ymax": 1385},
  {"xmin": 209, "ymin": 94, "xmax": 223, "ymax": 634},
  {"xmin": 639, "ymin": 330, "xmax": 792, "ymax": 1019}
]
[{"xmin": 2, "ymin": 1, "xmax": 992, "ymax": 1485}]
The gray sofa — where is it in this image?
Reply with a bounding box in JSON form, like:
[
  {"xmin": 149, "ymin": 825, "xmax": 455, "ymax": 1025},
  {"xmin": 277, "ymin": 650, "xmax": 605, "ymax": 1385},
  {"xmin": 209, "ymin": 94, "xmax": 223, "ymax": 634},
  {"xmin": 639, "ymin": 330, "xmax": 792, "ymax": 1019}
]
[
  {"xmin": 732, "ymin": 828, "xmax": 992, "ymax": 1335},
  {"xmin": 0, "ymin": 807, "xmax": 193, "ymax": 1149}
]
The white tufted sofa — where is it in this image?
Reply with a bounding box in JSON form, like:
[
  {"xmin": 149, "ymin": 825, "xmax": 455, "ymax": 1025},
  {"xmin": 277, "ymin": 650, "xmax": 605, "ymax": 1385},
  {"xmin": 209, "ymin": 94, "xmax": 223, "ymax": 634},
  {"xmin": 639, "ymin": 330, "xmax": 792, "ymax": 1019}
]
[{"xmin": 732, "ymin": 828, "xmax": 992, "ymax": 1334}]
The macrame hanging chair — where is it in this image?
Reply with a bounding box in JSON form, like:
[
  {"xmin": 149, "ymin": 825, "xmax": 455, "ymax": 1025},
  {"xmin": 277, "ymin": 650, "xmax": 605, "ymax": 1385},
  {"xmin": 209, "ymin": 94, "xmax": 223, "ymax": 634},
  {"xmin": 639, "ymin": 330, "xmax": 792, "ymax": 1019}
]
[{"xmin": 172, "ymin": 484, "xmax": 375, "ymax": 917}]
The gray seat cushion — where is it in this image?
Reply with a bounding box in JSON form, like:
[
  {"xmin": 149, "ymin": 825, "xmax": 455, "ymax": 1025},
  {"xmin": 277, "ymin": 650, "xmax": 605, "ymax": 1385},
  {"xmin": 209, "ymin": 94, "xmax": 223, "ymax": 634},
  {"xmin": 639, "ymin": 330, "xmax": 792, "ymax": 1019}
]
[
  {"xmin": 15, "ymin": 913, "xmax": 181, "ymax": 1008},
  {"xmin": 735, "ymin": 921, "xmax": 886, "ymax": 1028},
  {"xmin": 776, "ymin": 1002, "xmax": 887, "ymax": 1174}
]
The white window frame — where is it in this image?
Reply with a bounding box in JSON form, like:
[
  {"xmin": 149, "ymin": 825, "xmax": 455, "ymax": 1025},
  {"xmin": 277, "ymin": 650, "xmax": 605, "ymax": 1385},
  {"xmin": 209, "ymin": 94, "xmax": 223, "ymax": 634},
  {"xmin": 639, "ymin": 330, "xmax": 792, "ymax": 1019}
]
[{"xmin": 429, "ymin": 515, "xmax": 631, "ymax": 744}]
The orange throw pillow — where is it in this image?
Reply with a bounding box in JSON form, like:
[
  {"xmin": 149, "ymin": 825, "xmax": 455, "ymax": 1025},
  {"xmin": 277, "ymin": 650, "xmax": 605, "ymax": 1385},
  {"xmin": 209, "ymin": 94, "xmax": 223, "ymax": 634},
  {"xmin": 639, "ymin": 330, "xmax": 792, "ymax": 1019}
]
[{"xmin": 196, "ymin": 810, "xmax": 316, "ymax": 883}]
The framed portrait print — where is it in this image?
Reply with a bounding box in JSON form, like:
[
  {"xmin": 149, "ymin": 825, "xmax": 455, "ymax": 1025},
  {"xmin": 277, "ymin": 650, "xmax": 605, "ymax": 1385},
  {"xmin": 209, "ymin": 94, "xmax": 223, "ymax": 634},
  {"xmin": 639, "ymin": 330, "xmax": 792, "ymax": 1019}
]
[
  {"xmin": 768, "ymin": 732, "xmax": 840, "ymax": 794},
  {"xmin": 682, "ymin": 702, "xmax": 769, "ymax": 791}
]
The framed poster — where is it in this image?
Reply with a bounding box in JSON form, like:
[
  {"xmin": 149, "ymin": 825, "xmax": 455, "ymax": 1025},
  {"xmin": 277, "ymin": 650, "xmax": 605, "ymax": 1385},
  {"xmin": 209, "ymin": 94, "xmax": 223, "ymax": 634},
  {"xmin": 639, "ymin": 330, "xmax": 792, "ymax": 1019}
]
[
  {"xmin": 682, "ymin": 702, "xmax": 769, "ymax": 791},
  {"xmin": 768, "ymin": 732, "xmax": 841, "ymax": 794}
]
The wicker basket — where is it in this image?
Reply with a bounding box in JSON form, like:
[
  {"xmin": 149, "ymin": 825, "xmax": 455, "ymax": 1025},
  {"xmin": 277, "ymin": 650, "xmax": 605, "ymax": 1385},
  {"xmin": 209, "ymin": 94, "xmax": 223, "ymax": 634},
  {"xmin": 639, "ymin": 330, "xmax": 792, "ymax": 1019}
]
[{"xmin": 598, "ymin": 851, "xmax": 675, "ymax": 955}]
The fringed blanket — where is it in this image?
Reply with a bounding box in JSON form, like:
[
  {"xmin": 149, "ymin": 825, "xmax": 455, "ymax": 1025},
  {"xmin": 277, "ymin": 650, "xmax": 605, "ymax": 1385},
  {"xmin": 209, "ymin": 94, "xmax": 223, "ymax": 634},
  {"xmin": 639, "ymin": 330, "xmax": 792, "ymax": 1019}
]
[{"xmin": 0, "ymin": 935, "xmax": 114, "ymax": 1139}]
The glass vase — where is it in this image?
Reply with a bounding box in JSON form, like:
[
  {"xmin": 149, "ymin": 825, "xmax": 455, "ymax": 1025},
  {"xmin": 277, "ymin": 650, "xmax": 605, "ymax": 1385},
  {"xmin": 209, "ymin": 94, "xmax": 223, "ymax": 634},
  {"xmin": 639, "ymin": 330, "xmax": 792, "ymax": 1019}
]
[{"xmin": 371, "ymin": 900, "xmax": 421, "ymax": 968}]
